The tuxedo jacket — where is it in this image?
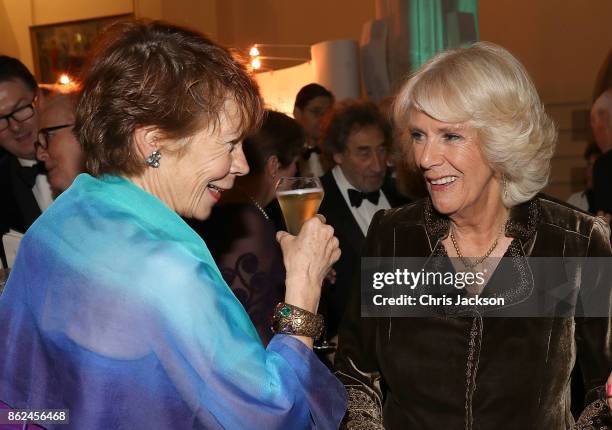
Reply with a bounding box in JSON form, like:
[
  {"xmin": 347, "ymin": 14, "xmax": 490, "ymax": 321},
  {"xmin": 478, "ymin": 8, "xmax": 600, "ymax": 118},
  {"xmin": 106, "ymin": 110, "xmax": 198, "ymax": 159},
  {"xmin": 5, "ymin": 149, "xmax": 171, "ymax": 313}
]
[
  {"xmin": 0, "ymin": 153, "xmax": 42, "ymax": 267},
  {"xmin": 318, "ymin": 170, "xmax": 410, "ymax": 339}
]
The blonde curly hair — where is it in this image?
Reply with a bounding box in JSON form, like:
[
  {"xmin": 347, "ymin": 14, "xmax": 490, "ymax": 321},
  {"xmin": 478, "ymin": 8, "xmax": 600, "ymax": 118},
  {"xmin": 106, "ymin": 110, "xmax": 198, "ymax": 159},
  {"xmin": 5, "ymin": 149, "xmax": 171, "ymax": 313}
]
[{"xmin": 394, "ymin": 42, "xmax": 557, "ymax": 207}]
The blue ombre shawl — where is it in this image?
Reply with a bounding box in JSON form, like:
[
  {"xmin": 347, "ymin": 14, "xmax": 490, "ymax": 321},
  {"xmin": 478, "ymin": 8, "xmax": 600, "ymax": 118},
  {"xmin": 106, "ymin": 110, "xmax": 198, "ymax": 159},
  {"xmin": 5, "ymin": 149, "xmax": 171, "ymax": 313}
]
[{"xmin": 0, "ymin": 174, "xmax": 347, "ymax": 429}]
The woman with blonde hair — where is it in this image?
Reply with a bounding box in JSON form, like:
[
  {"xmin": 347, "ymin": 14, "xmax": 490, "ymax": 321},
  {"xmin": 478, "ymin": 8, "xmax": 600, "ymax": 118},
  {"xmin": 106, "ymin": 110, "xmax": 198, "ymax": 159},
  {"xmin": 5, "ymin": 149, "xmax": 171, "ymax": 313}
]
[{"xmin": 335, "ymin": 42, "xmax": 612, "ymax": 429}]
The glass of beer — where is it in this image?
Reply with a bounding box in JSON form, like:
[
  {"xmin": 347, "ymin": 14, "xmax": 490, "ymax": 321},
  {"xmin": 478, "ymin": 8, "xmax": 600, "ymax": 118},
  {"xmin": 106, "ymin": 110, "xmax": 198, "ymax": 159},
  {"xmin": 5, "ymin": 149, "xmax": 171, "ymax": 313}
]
[
  {"xmin": 276, "ymin": 176, "xmax": 334, "ymax": 352},
  {"xmin": 275, "ymin": 177, "xmax": 324, "ymax": 235}
]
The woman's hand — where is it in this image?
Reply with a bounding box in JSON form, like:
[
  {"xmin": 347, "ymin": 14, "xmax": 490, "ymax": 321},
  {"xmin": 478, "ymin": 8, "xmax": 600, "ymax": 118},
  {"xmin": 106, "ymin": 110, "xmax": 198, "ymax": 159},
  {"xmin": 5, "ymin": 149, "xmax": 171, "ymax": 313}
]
[{"xmin": 277, "ymin": 215, "xmax": 341, "ymax": 314}]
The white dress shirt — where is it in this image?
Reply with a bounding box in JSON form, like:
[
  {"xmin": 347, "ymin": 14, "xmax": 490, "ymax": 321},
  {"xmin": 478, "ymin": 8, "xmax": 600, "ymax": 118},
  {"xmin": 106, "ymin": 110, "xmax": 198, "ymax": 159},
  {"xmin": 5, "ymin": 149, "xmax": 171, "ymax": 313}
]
[
  {"xmin": 566, "ymin": 191, "xmax": 589, "ymax": 212},
  {"xmin": 331, "ymin": 165, "xmax": 390, "ymax": 236},
  {"xmin": 18, "ymin": 158, "xmax": 53, "ymax": 211}
]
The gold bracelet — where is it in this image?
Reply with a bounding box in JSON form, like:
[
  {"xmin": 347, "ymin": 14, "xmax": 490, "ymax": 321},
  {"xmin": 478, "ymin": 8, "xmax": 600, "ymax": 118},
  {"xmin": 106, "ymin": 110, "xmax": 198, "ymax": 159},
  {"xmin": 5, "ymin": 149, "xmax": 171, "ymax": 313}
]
[{"xmin": 272, "ymin": 302, "xmax": 325, "ymax": 339}]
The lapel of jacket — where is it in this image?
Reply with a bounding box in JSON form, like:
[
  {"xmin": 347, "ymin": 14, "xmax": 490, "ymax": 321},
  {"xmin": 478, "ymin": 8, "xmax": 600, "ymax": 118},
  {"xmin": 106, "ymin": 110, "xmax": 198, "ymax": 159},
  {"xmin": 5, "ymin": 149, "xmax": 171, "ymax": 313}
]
[
  {"xmin": 418, "ymin": 196, "xmax": 540, "ymax": 309},
  {"xmin": 8, "ymin": 156, "xmax": 42, "ymax": 230},
  {"xmin": 320, "ymin": 171, "xmax": 365, "ymax": 254}
]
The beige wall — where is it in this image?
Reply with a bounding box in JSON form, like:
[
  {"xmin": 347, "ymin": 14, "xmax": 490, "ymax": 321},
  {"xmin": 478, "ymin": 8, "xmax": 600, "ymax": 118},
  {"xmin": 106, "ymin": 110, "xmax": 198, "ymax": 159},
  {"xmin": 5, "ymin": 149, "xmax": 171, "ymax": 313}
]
[
  {"xmin": 0, "ymin": 0, "xmax": 213, "ymax": 77},
  {"xmin": 1, "ymin": 0, "xmax": 609, "ymax": 199},
  {"xmin": 2, "ymin": 0, "xmax": 608, "ymax": 100},
  {"xmin": 216, "ymin": 0, "xmax": 375, "ymax": 50},
  {"xmin": 480, "ymin": 0, "xmax": 612, "ymax": 104},
  {"xmin": 1, "ymin": 0, "xmax": 134, "ymax": 74},
  {"xmin": 1, "ymin": 0, "xmax": 33, "ymax": 67},
  {"xmin": 480, "ymin": 0, "xmax": 612, "ymax": 199},
  {"xmin": 161, "ymin": 0, "xmax": 216, "ymax": 39},
  {"xmin": 31, "ymin": 0, "xmax": 132, "ymax": 26},
  {"xmin": 0, "ymin": 0, "xmax": 370, "ymax": 75}
]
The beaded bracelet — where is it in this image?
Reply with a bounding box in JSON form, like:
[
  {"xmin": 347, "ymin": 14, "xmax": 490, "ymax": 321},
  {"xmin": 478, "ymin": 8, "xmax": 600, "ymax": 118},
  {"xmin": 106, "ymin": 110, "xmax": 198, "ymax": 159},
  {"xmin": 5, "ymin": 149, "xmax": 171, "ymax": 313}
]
[{"xmin": 272, "ymin": 302, "xmax": 325, "ymax": 339}]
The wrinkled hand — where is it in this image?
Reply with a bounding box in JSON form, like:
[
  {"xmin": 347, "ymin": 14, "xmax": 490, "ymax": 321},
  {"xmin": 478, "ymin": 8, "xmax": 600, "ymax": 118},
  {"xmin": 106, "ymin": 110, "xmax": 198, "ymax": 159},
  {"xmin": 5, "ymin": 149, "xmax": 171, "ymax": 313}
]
[{"xmin": 276, "ymin": 215, "xmax": 341, "ymax": 313}]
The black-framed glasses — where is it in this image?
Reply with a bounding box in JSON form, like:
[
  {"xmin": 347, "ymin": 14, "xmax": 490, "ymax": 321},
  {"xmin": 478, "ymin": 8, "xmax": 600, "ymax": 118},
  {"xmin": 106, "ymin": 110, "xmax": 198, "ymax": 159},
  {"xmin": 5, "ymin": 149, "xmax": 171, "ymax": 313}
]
[
  {"xmin": 0, "ymin": 98, "xmax": 36, "ymax": 132},
  {"xmin": 37, "ymin": 124, "xmax": 75, "ymax": 150}
]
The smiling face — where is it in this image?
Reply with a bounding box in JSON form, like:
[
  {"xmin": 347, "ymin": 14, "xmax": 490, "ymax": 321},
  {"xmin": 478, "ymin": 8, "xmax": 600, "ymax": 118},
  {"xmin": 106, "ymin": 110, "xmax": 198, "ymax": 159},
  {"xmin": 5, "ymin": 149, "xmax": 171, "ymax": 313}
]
[
  {"xmin": 408, "ymin": 109, "xmax": 501, "ymax": 217},
  {"xmin": 0, "ymin": 79, "xmax": 38, "ymax": 159},
  {"xmin": 156, "ymin": 101, "xmax": 249, "ymax": 220},
  {"xmin": 333, "ymin": 124, "xmax": 388, "ymax": 193}
]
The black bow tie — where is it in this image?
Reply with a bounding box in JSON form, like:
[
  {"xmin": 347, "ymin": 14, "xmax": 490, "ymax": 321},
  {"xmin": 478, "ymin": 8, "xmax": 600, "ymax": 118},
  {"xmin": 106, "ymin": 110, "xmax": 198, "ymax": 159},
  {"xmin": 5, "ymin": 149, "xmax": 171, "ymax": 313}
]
[
  {"xmin": 302, "ymin": 145, "xmax": 321, "ymax": 160},
  {"xmin": 18, "ymin": 162, "xmax": 46, "ymax": 188},
  {"xmin": 348, "ymin": 188, "xmax": 380, "ymax": 208}
]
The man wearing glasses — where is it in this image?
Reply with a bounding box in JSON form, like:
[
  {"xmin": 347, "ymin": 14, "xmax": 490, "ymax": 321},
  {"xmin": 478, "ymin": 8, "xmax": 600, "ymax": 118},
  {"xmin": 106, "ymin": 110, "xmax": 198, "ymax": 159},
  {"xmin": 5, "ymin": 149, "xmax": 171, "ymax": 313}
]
[
  {"xmin": 0, "ymin": 56, "xmax": 53, "ymax": 267},
  {"xmin": 36, "ymin": 92, "xmax": 84, "ymax": 195}
]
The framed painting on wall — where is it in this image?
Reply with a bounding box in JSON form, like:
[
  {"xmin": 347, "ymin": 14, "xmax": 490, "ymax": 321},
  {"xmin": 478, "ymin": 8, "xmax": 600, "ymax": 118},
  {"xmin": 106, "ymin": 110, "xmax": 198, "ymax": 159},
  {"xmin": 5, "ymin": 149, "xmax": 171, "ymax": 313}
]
[{"xmin": 30, "ymin": 14, "xmax": 132, "ymax": 84}]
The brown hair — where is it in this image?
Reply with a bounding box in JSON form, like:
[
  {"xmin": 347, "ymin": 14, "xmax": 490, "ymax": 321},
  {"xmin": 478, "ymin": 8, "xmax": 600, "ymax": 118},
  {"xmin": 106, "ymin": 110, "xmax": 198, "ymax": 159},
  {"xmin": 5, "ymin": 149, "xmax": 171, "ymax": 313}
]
[
  {"xmin": 243, "ymin": 110, "xmax": 304, "ymax": 175},
  {"xmin": 0, "ymin": 55, "xmax": 38, "ymax": 91},
  {"xmin": 321, "ymin": 99, "xmax": 392, "ymax": 156},
  {"xmin": 75, "ymin": 20, "xmax": 263, "ymax": 176}
]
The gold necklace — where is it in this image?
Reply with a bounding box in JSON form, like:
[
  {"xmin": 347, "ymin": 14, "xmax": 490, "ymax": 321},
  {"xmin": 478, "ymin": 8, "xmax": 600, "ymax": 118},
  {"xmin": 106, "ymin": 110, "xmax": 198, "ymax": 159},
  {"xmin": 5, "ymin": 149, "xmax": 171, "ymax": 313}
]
[{"xmin": 450, "ymin": 222, "xmax": 505, "ymax": 269}]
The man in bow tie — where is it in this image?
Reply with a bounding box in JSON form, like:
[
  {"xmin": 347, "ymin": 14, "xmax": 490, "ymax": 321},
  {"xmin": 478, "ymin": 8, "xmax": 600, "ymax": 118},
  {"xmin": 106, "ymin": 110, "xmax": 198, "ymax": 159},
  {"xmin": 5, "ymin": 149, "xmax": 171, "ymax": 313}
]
[
  {"xmin": 293, "ymin": 83, "xmax": 334, "ymax": 177},
  {"xmin": 0, "ymin": 56, "xmax": 52, "ymax": 267},
  {"xmin": 317, "ymin": 100, "xmax": 409, "ymax": 356}
]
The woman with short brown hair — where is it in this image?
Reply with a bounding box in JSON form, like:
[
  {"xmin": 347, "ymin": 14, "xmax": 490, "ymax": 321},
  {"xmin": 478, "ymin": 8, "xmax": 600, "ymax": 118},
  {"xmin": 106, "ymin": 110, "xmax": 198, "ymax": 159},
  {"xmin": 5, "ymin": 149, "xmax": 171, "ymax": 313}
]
[{"xmin": 0, "ymin": 20, "xmax": 346, "ymax": 429}]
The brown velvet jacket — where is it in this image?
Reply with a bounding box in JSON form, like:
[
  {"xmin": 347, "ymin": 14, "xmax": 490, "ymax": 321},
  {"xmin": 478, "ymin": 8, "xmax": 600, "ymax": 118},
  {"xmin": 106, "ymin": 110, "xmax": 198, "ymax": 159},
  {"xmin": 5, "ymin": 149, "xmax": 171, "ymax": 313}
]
[{"xmin": 335, "ymin": 195, "xmax": 612, "ymax": 429}]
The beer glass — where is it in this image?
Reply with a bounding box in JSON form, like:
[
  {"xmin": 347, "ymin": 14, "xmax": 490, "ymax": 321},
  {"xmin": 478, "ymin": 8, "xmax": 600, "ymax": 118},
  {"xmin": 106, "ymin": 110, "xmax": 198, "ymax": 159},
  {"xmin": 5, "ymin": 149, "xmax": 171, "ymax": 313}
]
[
  {"xmin": 275, "ymin": 177, "xmax": 324, "ymax": 235},
  {"xmin": 276, "ymin": 177, "xmax": 334, "ymax": 352}
]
